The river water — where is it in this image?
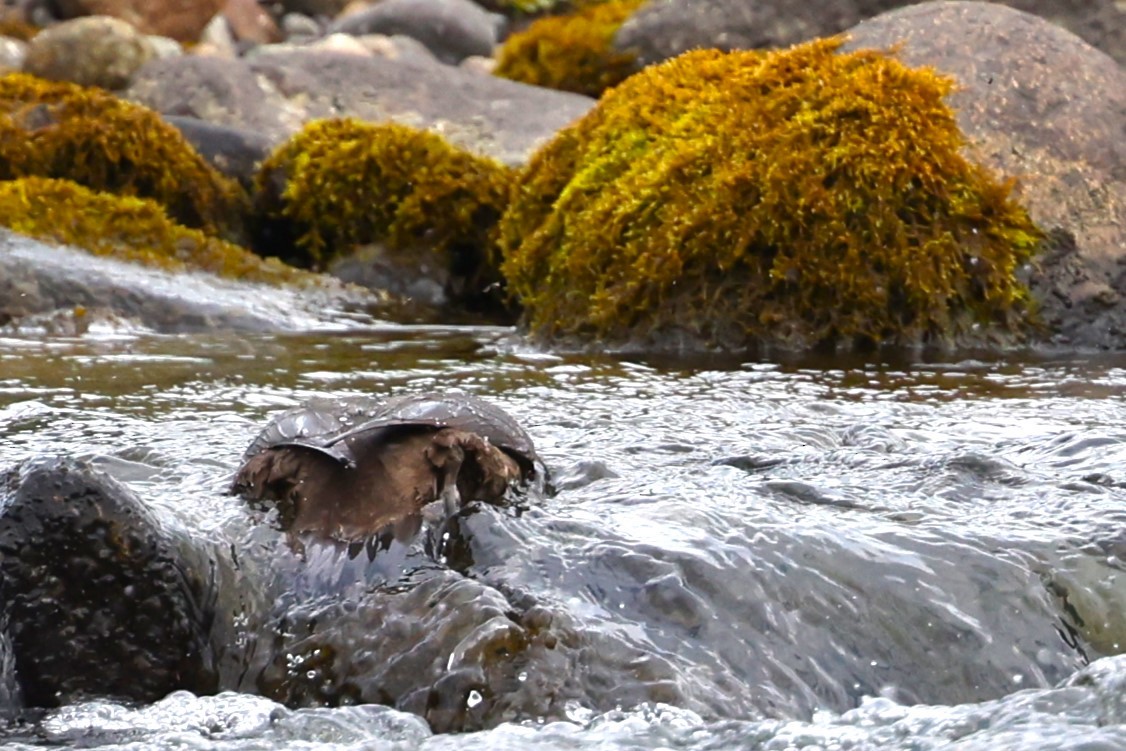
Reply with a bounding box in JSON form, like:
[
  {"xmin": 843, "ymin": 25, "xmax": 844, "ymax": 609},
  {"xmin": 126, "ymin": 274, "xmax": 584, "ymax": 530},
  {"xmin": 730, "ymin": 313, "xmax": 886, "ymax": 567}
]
[{"xmin": 1, "ymin": 321, "xmax": 1125, "ymax": 750}]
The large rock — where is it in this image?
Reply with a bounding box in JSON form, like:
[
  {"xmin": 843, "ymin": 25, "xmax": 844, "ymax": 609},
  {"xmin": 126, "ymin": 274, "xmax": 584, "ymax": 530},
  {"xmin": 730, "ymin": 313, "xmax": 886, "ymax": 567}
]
[
  {"xmin": 327, "ymin": 0, "xmax": 503, "ymax": 64},
  {"xmin": 845, "ymin": 1, "xmax": 1126, "ymax": 349},
  {"xmin": 125, "ymin": 50, "xmax": 595, "ymax": 166},
  {"xmin": 22, "ymin": 15, "xmax": 155, "ymax": 89},
  {"xmin": 615, "ymin": 0, "xmax": 1125, "ymax": 67},
  {"xmin": 49, "ymin": 0, "xmax": 225, "ymax": 42}
]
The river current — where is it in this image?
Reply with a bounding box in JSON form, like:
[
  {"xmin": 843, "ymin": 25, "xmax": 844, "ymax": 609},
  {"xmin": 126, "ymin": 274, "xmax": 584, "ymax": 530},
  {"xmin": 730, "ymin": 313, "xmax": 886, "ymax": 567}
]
[{"xmin": 0, "ymin": 322, "xmax": 1124, "ymax": 750}]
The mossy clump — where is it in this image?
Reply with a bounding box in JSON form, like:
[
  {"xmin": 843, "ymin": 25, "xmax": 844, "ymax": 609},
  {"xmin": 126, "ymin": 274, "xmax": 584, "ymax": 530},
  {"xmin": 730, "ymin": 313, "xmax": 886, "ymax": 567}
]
[
  {"xmin": 499, "ymin": 37, "xmax": 1043, "ymax": 351},
  {"xmin": 255, "ymin": 118, "xmax": 516, "ymax": 307},
  {"xmin": 493, "ymin": 0, "xmax": 645, "ymax": 97},
  {"xmin": 0, "ymin": 73, "xmax": 246, "ymax": 239},
  {"xmin": 0, "ymin": 177, "xmax": 305, "ymax": 285}
]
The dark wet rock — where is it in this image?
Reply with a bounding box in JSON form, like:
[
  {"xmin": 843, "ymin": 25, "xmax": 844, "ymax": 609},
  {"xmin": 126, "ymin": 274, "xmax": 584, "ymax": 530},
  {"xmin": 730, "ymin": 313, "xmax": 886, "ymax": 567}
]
[
  {"xmin": 163, "ymin": 115, "xmax": 275, "ymax": 189},
  {"xmin": 126, "ymin": 50, "xmax": 595, "ymax": 166},
  {"xmin": 0, "ymin": 229, "xmax": 379, "ymax": 333},
  {"xmin": 232, "ymin": 392, "xmax": 542, "ymax": 541},
  {"xmin": 327, "ymin": 0, "xmax": 503, "ymax": 65},
  {"xmin": 614, "ymin": 0, "xmax": 1125, "ymax": 67},
  {"xmin": 22, "ymin": 15, "xmax": 156, "ymax": 89},
  {"xmin": 49, "ymin": 0, "xmax": 225, "ymax": 42},
  {"xmin": 844, "ymin": 1, "xmax": 1126, "ymax": 350},
  {"xmin": 0, "ymin": 456, "xmax": 218, "ymax": 706}
]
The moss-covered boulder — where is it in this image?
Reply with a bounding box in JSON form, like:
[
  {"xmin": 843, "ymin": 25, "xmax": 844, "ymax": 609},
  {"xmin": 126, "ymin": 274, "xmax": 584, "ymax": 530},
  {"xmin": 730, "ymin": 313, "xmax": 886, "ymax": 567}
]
[
  {"xmin": 499, "ymin": 37, "xmax": 1042, "ymax": 352},
  {"xmin": 845, "ymin": 2, "xmax": 1126, "ymax": 350},
  {"xmin": 0, "ymin": 73, "xmax": 246, "ymax": 239},
  {"xmin": 255, "ymin": 118, "xmax": 518, "ymax": 314},
  {"xmin": 494, "ymin": 0, "xmax": 646, "ymax": 97},
  {"xmin": 0, "ymin": 176, "xmax": 301, "ymax": 285}
]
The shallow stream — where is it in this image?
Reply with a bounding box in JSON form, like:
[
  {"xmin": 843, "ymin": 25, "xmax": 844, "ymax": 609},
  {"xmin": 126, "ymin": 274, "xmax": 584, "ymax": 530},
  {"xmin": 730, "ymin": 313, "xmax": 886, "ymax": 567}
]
[{"xmin": 1, "ymin": 323, "xmax": 1125, "ymax": 750}]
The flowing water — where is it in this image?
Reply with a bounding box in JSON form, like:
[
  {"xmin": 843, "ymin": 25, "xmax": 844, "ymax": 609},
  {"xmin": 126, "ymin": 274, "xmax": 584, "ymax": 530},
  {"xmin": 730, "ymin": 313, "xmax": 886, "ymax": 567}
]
[{"xmin": 1, "ymin": 320, "xmax": 1125, "ymax": 750}]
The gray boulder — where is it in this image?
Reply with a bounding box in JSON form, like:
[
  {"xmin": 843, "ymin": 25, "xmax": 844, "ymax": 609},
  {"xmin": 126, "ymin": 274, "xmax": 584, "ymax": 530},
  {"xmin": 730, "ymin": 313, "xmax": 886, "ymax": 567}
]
[
  {"xmin": 328, "ymin": 0, "xmax": 504, "ymax": 64},
  {"xmin": 126, "ymin": 49, "xmax": 595, "ymax": 166},
  {"xmin": 124, "ymin": 55, "xmax": 304, "ymax": 144}
]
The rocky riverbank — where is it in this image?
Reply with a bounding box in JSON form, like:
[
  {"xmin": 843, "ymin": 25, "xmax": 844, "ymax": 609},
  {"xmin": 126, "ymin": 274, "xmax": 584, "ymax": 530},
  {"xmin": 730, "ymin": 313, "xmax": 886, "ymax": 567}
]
[{"xmin": 0, "ymin": 0, "xmax": 1121, "ymax": 351}]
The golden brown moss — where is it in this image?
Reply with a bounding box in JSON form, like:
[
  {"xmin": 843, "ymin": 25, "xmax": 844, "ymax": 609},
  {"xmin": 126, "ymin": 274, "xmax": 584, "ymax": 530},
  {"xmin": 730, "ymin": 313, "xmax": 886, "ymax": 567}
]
[
  {"xmin": 255, "ymin": 118, "xmax": 517, "ymax": 308},
  {"xmin": 493, "ymin": 0, "xmax": 645, "ymax": 97},
  {"xmin": 499, "ymin": 37, "xmax": 1042, "ymax": 350},
  {"xmin": 0, "ymin": 73, "xmax": 246, "ymax": 239},
  {"xmin": 0, "ymin": 177, "xmax": 305, "ymax": 285}
]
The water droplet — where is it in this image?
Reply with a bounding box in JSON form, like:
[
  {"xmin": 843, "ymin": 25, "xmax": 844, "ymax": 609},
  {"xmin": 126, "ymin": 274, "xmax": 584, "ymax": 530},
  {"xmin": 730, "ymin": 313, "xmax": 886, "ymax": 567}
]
[{"xmin": 466, "ymin": 690, "xmax": 483, "ymax": 708}]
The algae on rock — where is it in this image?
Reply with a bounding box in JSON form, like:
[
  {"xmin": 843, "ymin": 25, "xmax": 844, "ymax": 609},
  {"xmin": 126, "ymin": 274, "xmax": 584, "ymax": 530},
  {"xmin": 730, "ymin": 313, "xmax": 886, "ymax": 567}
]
[
  {"xmin": 494, "ymin": 0, "xmax": 646, "ymax": 97},
  {"xmin": 499, "ymin": 37, "xmax": 1042, "ymax": 351},
  {"xmin": 255, "ymin": 118, "xmax": 517, "ymax": 311},
  {"xmin": 0, "ymin": 73, "xmax": 246, "ymax": 239}
]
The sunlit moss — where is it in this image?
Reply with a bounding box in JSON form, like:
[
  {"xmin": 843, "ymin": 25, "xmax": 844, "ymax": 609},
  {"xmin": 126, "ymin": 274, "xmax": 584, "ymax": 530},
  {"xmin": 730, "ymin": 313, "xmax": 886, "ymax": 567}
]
[
  {"xmin": 493, "ymin": 0, "xmax": 645, "ymax": 97},
  {"xmin": 0, "ymin": 73, "xmax": 246, "ymax": 239},
  {"xmin": 255, "ymin": 118, "xmax": 517, "ymax": 309},
  {"xmin": 499, "ymin": 37, "xmax": 1042, "ymax": 350},
  {"xmin": 0, "ymin": 177, "xmax": 306, "ymax": 285}
]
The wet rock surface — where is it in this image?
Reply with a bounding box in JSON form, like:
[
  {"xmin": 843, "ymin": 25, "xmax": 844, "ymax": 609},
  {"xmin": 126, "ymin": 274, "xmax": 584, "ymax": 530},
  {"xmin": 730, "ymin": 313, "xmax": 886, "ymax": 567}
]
[
  {"xmin": 0, "ymin": 230, "xmax": 381, "ymax": 334},
  {"xmin": 0, "ymin": 457, "xmax": 218, "ymax": 706}
]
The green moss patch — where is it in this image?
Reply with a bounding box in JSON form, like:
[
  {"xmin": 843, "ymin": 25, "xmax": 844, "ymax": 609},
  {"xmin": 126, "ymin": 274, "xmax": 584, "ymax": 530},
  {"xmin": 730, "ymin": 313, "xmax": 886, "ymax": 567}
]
[
  {"xmin": 255, "ymin": 118, "xmax": 517, "ymax": 309},
  {"xmin": 0, "ymin": 177, "xmax": 305, "ymax": 285},
  {"xmin": 499, "ymin": 37, "xmax": 1042, "ymax": 350},
  {"xmin": 0, "ymin": 73, "xmax": 246, "ymax": 239},
  {"xmin": 494, "ymin": 0, "xmax": 645, "ymax": 97}
]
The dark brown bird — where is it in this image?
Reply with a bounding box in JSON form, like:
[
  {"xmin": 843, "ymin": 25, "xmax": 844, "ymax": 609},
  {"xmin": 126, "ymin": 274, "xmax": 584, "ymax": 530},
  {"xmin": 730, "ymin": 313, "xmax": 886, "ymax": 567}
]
[{"xmin": 230, "ymin": 393, "xmax": 541, "ymax": 542}]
